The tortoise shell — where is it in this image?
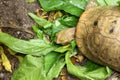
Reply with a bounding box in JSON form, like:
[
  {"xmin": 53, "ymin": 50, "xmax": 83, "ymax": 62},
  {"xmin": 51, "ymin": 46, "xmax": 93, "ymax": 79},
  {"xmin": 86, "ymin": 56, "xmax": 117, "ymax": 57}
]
[{"xmin": 76, "ymin": 6, "xmax": 120, "ymax": 72}]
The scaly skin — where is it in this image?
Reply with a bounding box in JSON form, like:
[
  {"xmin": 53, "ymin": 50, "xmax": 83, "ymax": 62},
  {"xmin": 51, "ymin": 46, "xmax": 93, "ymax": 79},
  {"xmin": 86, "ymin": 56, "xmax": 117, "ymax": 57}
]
[{"xmin": 76, "ymin": 6, "xmax": 120, "ymax": 72}]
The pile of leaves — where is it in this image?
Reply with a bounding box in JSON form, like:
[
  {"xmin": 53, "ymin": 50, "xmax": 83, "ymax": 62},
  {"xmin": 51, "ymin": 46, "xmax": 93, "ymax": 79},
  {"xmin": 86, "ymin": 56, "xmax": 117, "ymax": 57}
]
[{"xmin": 0, "ymin": 0, "xmax": 120, "ymax": 80}]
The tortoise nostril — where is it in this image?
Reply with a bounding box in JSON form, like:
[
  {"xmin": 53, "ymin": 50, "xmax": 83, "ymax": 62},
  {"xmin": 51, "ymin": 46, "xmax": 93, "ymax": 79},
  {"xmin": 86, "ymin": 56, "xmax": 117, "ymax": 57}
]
[
  {"xmin": 94, "ymin": 21, "xmax": 98, "ymax": 26},
  {"xmin": 112, "ymin": 20, "xmax": 117, "ymax": 24},
  {"xmin": 109, "ymin": 28, "xmax": 114, "ymax": 33}
]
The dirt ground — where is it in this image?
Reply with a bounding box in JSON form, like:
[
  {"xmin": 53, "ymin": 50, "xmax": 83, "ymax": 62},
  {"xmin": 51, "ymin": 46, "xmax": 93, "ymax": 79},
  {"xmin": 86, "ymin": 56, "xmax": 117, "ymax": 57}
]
[
  {"xmin": 0, "ymin": 0, "xmax": 120, "ymax": 80},
  {"xmin": 0, "ymin": 0, "xmax": 40, "ymax": 28}
]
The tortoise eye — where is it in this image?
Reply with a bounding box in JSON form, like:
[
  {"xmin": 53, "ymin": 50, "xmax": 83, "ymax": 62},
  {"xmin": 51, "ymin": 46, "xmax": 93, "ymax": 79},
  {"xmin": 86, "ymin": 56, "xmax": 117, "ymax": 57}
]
[{"xmin": 94, "ymin": 21, "xmax": 98, "ymax": 26}]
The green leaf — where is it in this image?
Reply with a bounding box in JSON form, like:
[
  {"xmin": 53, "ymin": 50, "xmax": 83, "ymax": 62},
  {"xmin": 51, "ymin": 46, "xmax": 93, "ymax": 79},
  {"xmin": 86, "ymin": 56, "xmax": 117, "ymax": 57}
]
[
  {"xmin": 32, "ymin": 25, "xmax": 43, "ymax": 39},
  {"xmin": 54, "ymin": 45, "xmax": 70, "ymax": 53},
  {"xmin": 58, "ymin": 15, "xmax": 78, "ymax": 27},
  {"xmin": 118, "ymin": 1, "xmax": 120, "ymax": 6},
  {"xmin": 28, "ymin": 13, "xmax": 52, "ymax": 28},
  {"xmin": 12, "ymin": 55, "xmax": 47, "ymax": 80},
  {"xmin": 95, "ymin": 0, "xmax": 120, "ymax": 6},
  {"xmin": 12, "ymin": 53, "xmax": 65, "ymax": 80},
  {"xmin": 0, "ymin": 33, "xmax": 55, "ymax": 56},
  {"xmin": 105, "ymin": 0, "xmax": 120, "ymax": 5},
  {"xmin": 39, "ymin": 0, "xmax": 89, "ymax": 17},
  {"xmin": 25, "ymin": 0, "xmax": 35, "ymax": 3},
  {"xmin": 45, "ymin": 52, "xmax": 61, "ymax": 74},
  {"xmin": 46, "ymin": 54, "xmax": 65, "ymax": 80},
  {"xmin": 45, "ymin": 52, "xmax": 65, "ymax": 80},
  {"xmin": 32, "ymin": 25, "xmax": 49, "ymax": 43},
  {"xmin": 43, "ymin": 28, "xmax": 52, "ymax": 36},
  {"xmin": 70, "ymin": 40, "xmax": 76, "ymax": 50},
  {"xmin": 65, "ymin": 51, "xmax": 113, "ymax": 80},
  {"xmin": 95, "ymin": 0, "xmax": 107, "ymax": 6}
]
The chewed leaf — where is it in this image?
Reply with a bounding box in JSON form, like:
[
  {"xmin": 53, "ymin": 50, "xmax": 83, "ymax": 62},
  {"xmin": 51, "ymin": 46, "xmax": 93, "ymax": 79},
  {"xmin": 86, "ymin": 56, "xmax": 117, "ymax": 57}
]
[{"xmin": 0, "ymin": 46, "xmax": 12, "ymax": 72}]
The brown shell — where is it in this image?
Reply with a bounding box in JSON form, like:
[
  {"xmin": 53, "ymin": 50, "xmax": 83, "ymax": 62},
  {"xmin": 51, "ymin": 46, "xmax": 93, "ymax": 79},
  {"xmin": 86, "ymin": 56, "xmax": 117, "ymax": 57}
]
[{"xmin": 76, "ymin": 6, "xmax": 120, "ymax": 72}]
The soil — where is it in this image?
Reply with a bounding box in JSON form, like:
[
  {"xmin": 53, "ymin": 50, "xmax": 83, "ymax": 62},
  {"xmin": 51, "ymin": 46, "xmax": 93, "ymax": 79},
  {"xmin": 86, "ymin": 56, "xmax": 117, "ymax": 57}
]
[
  {"xmin": 0, "ymin": 0, "xmax": 40, "ymax": 28},
  {"xmin": 0, "ymin": 0, "xmax": 120, "ymax": 80},
  {"xmin": 2, "ymin": 27, "xmax": 35, "ymax": 40}
]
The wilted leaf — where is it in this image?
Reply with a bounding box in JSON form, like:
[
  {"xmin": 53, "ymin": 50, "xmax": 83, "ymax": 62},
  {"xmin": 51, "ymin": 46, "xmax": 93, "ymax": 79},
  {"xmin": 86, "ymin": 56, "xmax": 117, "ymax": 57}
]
[
  {"xmin": 36, "ymin": 8, "xmax": 48, "ymax": 19},
  {"xmin": 48, "ymin": 11, "xmax": 63, "ymax": 21},
  {"xmin": 0, "ymin": 46, "xmax": 12, "ymax": 72}
]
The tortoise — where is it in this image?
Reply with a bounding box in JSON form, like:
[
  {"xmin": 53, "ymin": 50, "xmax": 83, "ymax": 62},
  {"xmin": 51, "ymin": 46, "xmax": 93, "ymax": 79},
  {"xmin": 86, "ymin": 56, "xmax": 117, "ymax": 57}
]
[{"xmin": 55, "ymin": 1, "xmax": 120, "ymax": 72}]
